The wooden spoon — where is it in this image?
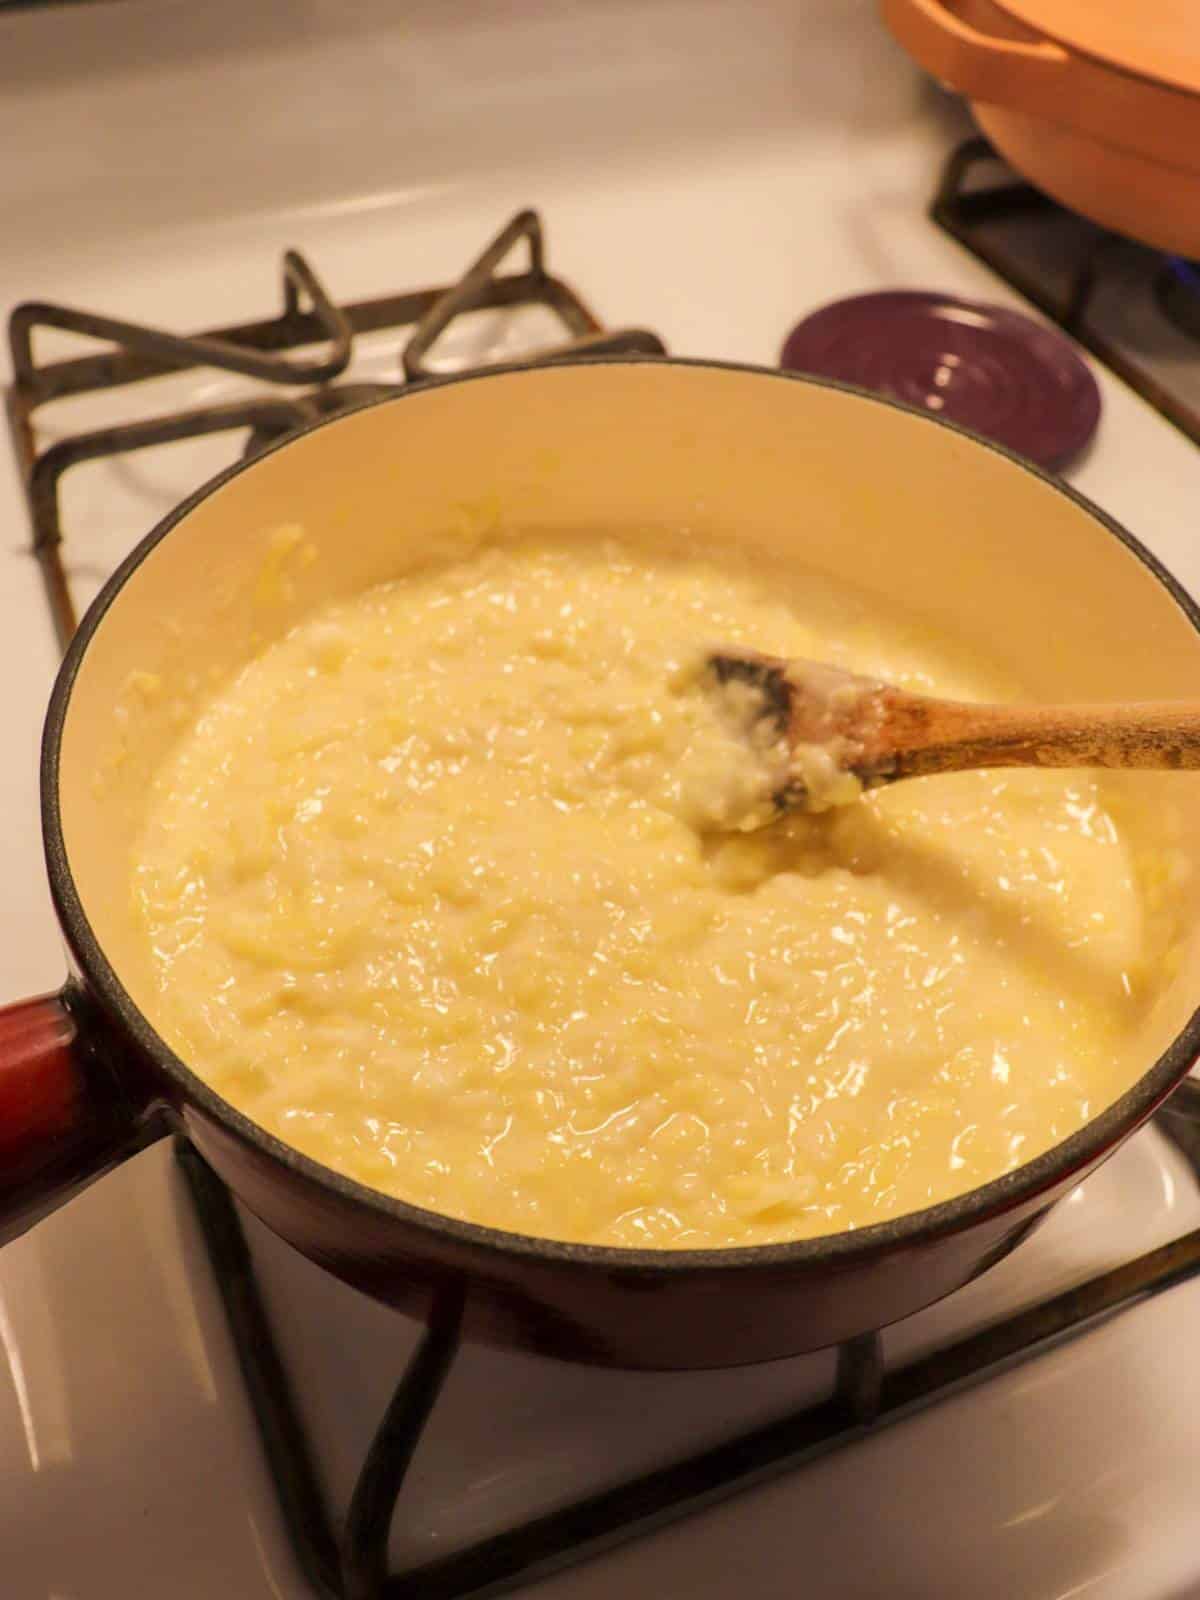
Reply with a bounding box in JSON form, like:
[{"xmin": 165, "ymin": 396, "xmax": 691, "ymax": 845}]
[{"xmin": 706, "ymin": 647, "xmax": 1200, "ymax": 822}]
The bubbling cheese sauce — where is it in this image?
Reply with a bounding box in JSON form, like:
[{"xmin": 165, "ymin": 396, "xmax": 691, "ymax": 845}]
[{"xmin": 132, "ymin": 533, "xmax": 1151, "ymax": 1248}]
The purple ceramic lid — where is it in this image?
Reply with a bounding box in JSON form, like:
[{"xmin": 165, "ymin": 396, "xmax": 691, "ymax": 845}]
[{"xmin": 780, "ymin": 291, "xmax": 1101, "ymax": 470}]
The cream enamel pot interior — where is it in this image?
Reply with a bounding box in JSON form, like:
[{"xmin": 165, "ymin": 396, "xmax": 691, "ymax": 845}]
[{"xmin": 2, "ymin": 358, "xmax": 1200, "ymax": 1369}]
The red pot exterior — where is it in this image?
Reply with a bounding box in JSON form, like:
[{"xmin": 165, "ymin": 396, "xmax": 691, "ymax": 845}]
[{"xmin": 176, "ymin": 1099, "xmax": 1073, "ymax": 1366}]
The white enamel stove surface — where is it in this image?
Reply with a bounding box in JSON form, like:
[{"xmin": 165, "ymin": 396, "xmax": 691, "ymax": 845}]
[{"xmin": 2, "ymin": 2, "xmax": 1200, "ymax": 1596}]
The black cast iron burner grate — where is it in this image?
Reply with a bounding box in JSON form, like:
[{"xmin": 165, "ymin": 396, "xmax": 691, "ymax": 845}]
[
  {"xmin": 177, "ymin": 1088, "xmax": 1200, "ymax": 1600},
  {"xmin": 4, "ymin": 208, "xmax": 664, "ymax": 652}
]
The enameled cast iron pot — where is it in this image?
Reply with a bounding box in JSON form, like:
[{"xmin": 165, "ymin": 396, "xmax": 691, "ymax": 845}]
[
  {"xmin": 2, "ymin": 359, "xmax": 1199, "ymax": 1370},
  {"xmin": 881, "ymin": 0, "xmax": 1200, "ymax": 260}
]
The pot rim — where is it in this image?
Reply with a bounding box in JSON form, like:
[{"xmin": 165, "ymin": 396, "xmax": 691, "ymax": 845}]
[{"xmin": 41, "ymin": 354, "xmax": 1200, "ymax": 1276}]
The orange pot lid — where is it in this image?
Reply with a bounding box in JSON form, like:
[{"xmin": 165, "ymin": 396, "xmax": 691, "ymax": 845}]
[{"xmin": 990, "ymin": 0, "xmax": 1200, "ymax": 96}]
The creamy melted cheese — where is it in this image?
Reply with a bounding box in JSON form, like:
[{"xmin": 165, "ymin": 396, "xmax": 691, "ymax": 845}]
[{"xmin": 131, "ymin": 533, "xmax": 1153, "ymax": 1248}]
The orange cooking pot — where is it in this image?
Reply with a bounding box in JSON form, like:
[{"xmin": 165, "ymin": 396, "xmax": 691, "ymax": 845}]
[{"xmin": 882, "ymin": 0, "xmax": 1200, "ymax": 259}]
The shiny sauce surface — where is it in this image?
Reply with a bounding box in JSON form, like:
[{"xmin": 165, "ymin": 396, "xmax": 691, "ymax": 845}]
[{"xmin": 132, "ymin": 534, "xmax": 1149, "ymax": 1247}]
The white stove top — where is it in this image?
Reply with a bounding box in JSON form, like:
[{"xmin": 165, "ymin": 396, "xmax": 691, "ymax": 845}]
[{"xmin": 3, "ymin": 2, "xmax": 1200, "ymax": 1595}]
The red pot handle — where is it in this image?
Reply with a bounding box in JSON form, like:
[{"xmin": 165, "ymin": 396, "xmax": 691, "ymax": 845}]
[{"xmin": 0, "ymin": 989, "xmax": 161, "ymax": 1248}]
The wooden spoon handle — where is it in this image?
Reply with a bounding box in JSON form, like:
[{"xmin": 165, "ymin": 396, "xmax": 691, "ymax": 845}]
[{"xmin": 882, "ymin": 698, "xmax": 1200, "ymax": 780}]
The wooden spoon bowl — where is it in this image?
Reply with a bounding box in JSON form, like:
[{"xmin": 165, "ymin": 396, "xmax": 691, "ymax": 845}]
[{"xmin": 707, "ymin": 647, "xmax": 1200, "ymax": 821}]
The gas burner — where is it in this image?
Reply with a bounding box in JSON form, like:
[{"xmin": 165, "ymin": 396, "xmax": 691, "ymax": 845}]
[
  {"xmin": 5, "ymin": 209, "xmax": 665, "ymax": 650},
  {"xmin": 780, "ymin": 290, "xmax": 1100, "ymax": 470},
  {"xmin": 1156, "ymin": 258, "xmax": 1200, "ymax": 343}
]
